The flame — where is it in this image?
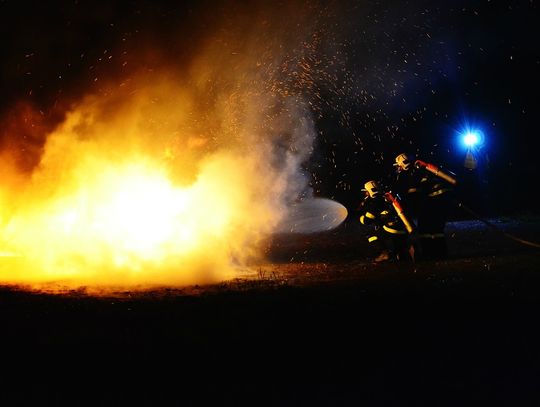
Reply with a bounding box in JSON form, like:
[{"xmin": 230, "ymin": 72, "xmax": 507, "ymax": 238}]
[
  {"xmin": 0, "ymin": 4, "xmax": 330, "ymax": 292},
  {"xmin": 0, "ymin": 73, "xmax": 297, "ymax": 291}
]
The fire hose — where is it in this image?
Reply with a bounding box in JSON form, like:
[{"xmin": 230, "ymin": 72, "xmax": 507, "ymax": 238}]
[
  {"xmin": 384, "ymin": 186, "xmax": 539, "ymax": 249},
  {"xmin": 385, "ymin": 192, "xmax": 415, "ymax": 234},
  {"xmin": 455, "ymin": 201, "xmax": 540, "ymax": 249},
  {"xmin": 413, "ymin": 160, "xmax": 538, "ymax": 249},
  {"xmin": 415, "ymin": 160, "xmax": 458, "ymax": 186}
]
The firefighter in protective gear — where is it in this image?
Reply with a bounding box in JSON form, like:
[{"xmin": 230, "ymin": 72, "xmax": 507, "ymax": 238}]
[
  {"xmin": 393, "ymin": 153, "xmax": 457, "ymax": 260},
  {"xmin": 359, "ymin": 180, "xmax": 413, "ymax": 263}
]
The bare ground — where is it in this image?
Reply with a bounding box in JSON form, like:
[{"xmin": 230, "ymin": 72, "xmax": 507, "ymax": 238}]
[{"xmin": 1, "ymin": 216, "xmax": 540, "ymax": 405}]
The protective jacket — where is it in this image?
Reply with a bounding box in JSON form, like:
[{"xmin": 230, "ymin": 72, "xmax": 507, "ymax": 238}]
[
  {"xmin": 395, "ymin": 159, "xmax": 457, "ymax": 259},
  {"xmin": 359, "ymin": 194, "xmax": 407, "ymax": 243},
  {"xmin": 394, "ymin": 160, "xmax": 456, "ymax": 216}
]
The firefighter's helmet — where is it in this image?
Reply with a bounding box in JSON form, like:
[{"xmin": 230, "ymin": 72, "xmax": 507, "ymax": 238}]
[
  {"xmin": 362, "ymin": 180, "xmax": 380, "ymax": 198},
  {"xmin": 394, "ymin": 153, "xmax": 413, "ymax": 172}
]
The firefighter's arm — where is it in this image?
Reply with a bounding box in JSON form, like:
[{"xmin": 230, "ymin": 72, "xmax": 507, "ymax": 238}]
[
  {"xmin": 359, "ymin": 209, "xmax": 377, "ymax": 225},
  {"xmin": 358, "ymin": 201, "xmax": 377, "ymax": 225}
]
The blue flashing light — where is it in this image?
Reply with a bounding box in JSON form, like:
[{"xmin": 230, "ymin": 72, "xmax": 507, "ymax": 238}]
[
  {"xmin": 463, "ymin": 131, "xmax": 480, "ymax": 147},
  {"xmin": 458, "ymin": 126, "xmax": 485, "ymax": 150}
]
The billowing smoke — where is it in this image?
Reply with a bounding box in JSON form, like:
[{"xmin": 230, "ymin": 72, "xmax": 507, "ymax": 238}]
[{"xmin": 0, "ymin": 1, "xmax": 349, "ymax": 290}]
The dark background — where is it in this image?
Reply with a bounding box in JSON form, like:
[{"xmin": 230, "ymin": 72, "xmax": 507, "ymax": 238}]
[
  {"xmin": 1, "ymin": 2, "xmax": 539, "ymax": 403},
  {"xmin": 0, "ymin": 0, "xmax": 538, "ymax": 214}
]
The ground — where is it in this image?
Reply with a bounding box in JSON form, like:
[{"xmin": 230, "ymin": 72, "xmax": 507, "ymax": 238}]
[{"xmin": 1, "ymin": 216, "xmax": 540, "ymax": 405}]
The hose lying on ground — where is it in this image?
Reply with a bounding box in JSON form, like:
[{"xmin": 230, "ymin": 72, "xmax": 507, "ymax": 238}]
[{"xmin": 455, "ymin": 201, "xmax": 540, "ymax": 249}]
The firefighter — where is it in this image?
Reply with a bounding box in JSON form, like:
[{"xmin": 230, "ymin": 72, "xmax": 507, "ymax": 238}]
[
  {"xmin": 393, "ymin": 153, "xmax": 421, "ymax": 214},
  {"xmin": 393, "ymin": 153, "xmax": 457, "ymax": 260},
  {"xmin": 359, "ymin": 180, "xmax": 413, "ymax": 263}
]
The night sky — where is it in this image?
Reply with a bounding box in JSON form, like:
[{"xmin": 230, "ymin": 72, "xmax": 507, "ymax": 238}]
[{"xmin": 1, "ymin": 0, "xmax": 538, "ymax": 214}]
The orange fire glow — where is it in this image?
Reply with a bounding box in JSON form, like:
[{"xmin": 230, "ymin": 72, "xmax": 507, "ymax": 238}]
[
  {"xmin": 0, "ymin": 73, "xmax": 297, "ymax": 291},
  {"xmin": 0, "ymin": 2, "xmax": 333, "ymax": 292}
]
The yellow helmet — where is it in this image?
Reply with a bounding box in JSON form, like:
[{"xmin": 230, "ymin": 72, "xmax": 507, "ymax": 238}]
[
  {"xmin": 394, "ymin": 153, "xmax": 413, "ymax": 171},
  {"xmin": 362, "ymin": 180, "xmax": 380, "ymax": 198}
]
